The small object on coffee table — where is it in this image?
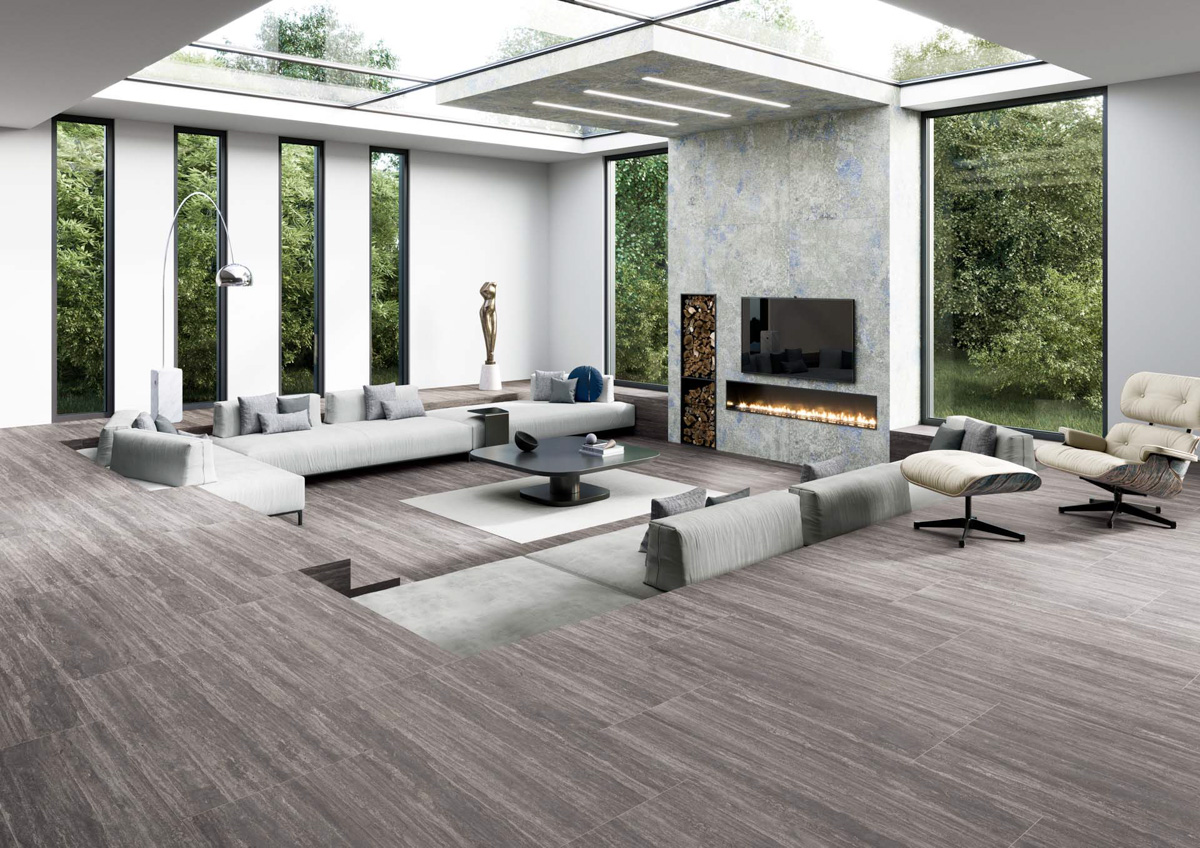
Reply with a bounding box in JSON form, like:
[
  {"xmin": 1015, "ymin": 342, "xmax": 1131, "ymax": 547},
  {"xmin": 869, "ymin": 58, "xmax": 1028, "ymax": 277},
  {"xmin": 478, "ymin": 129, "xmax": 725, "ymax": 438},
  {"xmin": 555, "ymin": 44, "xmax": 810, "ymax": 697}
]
[
  {"xmin": 470, "ymin": 436, "xmax": 659, "ymax": 507},
  {"xmin": 515, "ymin": 431, "xmax": 538, "ymax": 452},
  {"xmin": 468, "ymin": 406, "xmax": 510, "ymax": 448},
  {"xmin": 585, "ymin": 433, "xmax": 598, "ymax": 445},
  {"xmin": 580, "ymin": 438, "xmax": 622, "ymax": 457}
]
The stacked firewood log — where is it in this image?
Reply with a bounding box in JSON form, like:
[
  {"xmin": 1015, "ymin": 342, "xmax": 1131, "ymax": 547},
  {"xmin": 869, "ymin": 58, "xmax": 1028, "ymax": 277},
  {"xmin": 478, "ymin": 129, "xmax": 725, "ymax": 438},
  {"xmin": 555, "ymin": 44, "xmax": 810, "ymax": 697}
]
[
  {"xmin": 682, "ymin": 382, "xmax": 716, "ymax": 448},
  {"xmin": 681, "ymin": 295, "xmax": 716, "ymax": 379}
]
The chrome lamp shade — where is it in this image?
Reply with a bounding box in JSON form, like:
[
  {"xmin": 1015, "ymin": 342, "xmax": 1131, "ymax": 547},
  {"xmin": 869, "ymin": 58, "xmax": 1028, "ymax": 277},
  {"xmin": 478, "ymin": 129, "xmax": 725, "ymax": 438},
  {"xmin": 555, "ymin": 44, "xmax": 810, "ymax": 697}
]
[{"xmin": 217, "ymin": 263, "xmax": 253, "ymax": 287}]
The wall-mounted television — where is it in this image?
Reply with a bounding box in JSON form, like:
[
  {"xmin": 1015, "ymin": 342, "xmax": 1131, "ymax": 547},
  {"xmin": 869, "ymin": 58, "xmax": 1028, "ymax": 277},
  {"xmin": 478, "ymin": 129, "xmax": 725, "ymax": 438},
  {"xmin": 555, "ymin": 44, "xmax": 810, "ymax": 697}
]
[{"xmin": 740, "ymin": 297, "xmax": 856, "ymax": 383}]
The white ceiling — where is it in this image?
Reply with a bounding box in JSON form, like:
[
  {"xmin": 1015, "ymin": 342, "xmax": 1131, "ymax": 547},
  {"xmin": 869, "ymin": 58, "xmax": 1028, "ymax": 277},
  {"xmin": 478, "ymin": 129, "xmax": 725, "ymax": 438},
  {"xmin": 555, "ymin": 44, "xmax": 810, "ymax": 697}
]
[
  {"xmin": 887, "ymin": 0, "xmax": 1200, "ymax": 85},
  {"xmin": 0, "ymin": 0, "xmax": 265, "ymax": 129}
]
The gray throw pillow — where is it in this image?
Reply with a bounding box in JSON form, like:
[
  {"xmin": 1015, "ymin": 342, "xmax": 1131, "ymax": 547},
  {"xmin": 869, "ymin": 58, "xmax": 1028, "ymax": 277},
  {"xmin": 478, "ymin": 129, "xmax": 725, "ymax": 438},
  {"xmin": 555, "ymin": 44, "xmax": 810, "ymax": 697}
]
[
  {"xmin": 238, "ymin": 393, "xmax": 278, "ymax": 435},
  {"xmin": 929, "ymin": 424, "xmax": 966, "ymax": 451},
  {"xmin": 277, "ymin": 394, "xmax": 311, "ymax": 424},
  {"xmin": 258, "ymin": 410, "xmax": 312, "ymax": 435},
  {"xmin": 363, "ymin": 383, "xmax": 397, "ymax": 420},
  {"xmin": 382, "ymin": 397, "xmax": 426, "ymax": 421},
  {"xmin": 961, "ymin": 418, "xmax": 998, "ymax": 456},
  {"xmin": 798, "ymin": 454, "xmax": 846, "ymax": 484},
  {"xmin": 132, "ymin": 412, "xmax": 156, "ymax": 431},
  {"xmin": 639, "ymin": 487, "xmax": 707, "ymax": 553},
  {"xmin": 154, "ymin": 415, "xmax": 178, "ymax": 435},
  {"xmin": 532, "ymin": 370, "xmax": 568, "ymax": 401},
  {"xmin": 706, "ymin": 488, "xmax": 750, "ymax": 507},
  {"xmin": 549, "ymin": 377, "xmax": 577, "ymax": 404}
]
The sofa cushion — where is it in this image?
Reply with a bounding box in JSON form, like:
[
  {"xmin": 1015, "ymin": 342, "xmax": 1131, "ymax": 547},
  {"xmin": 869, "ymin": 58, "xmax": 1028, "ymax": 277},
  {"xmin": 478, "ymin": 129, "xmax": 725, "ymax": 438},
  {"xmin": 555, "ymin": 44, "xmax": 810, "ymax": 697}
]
[
  {"xmin": 797, "ymin": 455, "xmax": 846, "ymax": 484},
  {"xmin": 96, "ymin": 410, "xmax": 140, "ymax": 468},
  {"xmin": 639, "ymin": 487, "xmax": 706, "ymax": 552},
  {"xmin": 110, "ymin": 429, "xmax": 217, "ymax": 487},
  {"xmin": 568, "ymin": 365, "xmax": 603, "ymax": 402},
  {"xmin": 154, "ymin": 415, "xmax": 178, "ymax": 435},
  {"xmin": 363, "ymin": 383, "xmax": 397, "ymax": 420},
  {"xmin": 383, "ymin": 396, "xmax": 425, "ymax": 420},
  {"xmin": 929, "ymin": 424, "xmax": 966, "ymax": 451},
  {"xmin": 277, "ymin": 394, "xmax": 311, "ymax": 421},
  {"xmin": 789, "ymin": 462, "xmax": 912, "ymax": 546},
  {"xmin": 706, "ymin": 488, "xmax": 749, "ymax": 507},
  {"xmin": 238, "ymin": 393, "xmax": 278, "ymax": 435},
  {"xmin": 943, "ymin": 415, "xmax": 1035, "ymax": 470},
  {"xmin": 531, "ymin": 370, "xmax": 568, "ymax": 402},
  {"xmin": 218, "ymin": 416, "xmax": 473, "ymax": 476},
  {"xmin": 427, "ymin": 400, "xmax": 635, "ymax": 450},
  {"xmin": 132, "ymin": 412, "xmax": 155, "ymax": 431},
  {"xmin": 215, "ymin": 394, "xmax": 320, "ymax": 437},
  {"xmin": 550, "ymin": 378, "xmax": 577, "ymax": 404},
  {"xmin": 325, "ymin": 389, "xmax": 367, "ymax": 424},
  {"xmin": 961, "ymin": 418, "xmax": 998, "ymax": 456},
  {"xmin": 645, "ymin": 490, "xmax": 804, "ymax": 591},
  {"xmin": 260, "ymin": 410, "xmax": 312, "ymax": 435}
]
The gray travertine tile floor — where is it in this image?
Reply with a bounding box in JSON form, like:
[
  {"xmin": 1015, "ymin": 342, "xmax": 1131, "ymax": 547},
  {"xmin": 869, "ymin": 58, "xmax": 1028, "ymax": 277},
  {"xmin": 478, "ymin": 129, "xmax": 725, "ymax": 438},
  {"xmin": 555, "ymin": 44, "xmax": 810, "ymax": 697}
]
[{"xmin": 1, "ymin": 408, "xmax": 1199, "ymax": 846}]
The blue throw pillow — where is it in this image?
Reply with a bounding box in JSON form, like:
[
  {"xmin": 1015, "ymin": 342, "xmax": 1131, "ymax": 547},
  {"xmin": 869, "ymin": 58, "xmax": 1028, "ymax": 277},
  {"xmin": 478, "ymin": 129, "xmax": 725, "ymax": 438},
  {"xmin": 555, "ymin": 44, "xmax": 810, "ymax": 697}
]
[{"xmin": 568, "ymin": 365, "xmax": 603, "ymax": 403}]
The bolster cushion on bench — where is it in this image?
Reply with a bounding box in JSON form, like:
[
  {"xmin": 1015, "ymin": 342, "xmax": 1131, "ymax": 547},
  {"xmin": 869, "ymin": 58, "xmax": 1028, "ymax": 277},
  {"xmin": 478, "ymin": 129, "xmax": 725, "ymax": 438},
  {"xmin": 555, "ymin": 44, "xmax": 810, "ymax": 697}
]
[
  {"xmin": 109, "ymin": 428, "xmax": 218, "ymax": 488},
  {"xmin": 644, "ymin": 490, "xmax": 803, "ymax": 591},
  {"xmin": 789, "ymin": 462, "xmax": 912, "ymax": 546}
]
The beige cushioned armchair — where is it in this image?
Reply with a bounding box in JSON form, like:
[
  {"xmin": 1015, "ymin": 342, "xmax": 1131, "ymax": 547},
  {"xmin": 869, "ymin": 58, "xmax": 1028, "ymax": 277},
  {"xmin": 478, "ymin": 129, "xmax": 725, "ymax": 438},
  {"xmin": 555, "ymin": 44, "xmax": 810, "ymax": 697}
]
[{"xmin": 1036, "ymin": 372, "xmax": 1200, "ymax": 529}]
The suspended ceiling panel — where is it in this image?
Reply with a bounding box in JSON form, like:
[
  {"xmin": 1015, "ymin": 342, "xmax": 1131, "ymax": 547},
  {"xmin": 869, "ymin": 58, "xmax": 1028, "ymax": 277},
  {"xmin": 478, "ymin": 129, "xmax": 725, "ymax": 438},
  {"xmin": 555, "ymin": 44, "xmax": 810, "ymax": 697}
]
[{"xmin": 437, "ymin": 26, "xmax": 895, "ymax": 138}]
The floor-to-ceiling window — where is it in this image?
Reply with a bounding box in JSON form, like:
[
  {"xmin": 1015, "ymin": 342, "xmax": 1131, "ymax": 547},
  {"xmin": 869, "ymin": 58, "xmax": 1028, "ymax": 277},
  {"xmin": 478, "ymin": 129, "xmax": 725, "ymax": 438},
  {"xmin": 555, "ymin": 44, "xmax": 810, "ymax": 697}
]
[
  {"xmin": 607, "ymin": 149, "xmax": 668, "ymax": 388},
  {"xmin": 175, "ymin": 128, "xmax": 226, "ymax": 405},
  {"xmin": 924, "ymin": 92, "xmax": 1105, "ymax": 434},
  {"xmin": 54, "ymin": 117, "xmax": 113, "ymax": 418},
  {"xmin": 280, "ymin": 139, "xmax": 323, "ymax": 395},
  {"xmin": 369, "ymin": 147, "xmax": 408, "ymax": 385}
]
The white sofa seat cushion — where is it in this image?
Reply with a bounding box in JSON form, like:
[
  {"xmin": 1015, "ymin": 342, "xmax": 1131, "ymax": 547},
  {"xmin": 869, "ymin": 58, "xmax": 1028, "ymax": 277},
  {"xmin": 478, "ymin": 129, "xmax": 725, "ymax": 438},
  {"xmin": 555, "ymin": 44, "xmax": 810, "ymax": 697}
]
[
  {"xmin": 428, "ymin": 400, "xmax": 635, "ymax": 449},
  {"xmin": 109, "ymin": 429, "xmax": 218, "ymax": 487},
  {"xmin": 218, "ymin": 416, "xmax": 473, "ymax": 476},
  {"xmin": 201, "ymin": 447, "xmax": 304, "ymax": 516}
]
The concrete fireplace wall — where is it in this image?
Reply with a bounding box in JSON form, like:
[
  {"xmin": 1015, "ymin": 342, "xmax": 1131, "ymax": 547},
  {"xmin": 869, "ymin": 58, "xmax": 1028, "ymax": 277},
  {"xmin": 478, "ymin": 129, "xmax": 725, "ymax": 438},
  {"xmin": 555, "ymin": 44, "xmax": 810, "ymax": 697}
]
[{"xmin": 667, "ymin": 105, "xmax": 920, "ymax": 468}]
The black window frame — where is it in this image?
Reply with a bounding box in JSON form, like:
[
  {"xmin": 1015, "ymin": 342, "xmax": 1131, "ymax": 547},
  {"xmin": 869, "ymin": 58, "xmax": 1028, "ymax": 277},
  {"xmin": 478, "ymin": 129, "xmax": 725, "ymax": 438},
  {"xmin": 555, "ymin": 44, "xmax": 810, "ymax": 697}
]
[
  {"xmin": 919, "ymin": 87, "xmax": 1108, "ymax": 441},
  {"xmin": 52, "ymin": 114, "xmax": 115, "ymax": 422},
  {"xmin": 368, "ymin": 145, "xmax": 410, "ymax": 386},
  {"xmin": 278, "ymin": 136, "xmax": 326, "ymax": 396},
  {"xmin": 604, "ymin": 146, "xmax": 670, "ymax": 393},
  {"xmin": 174, "ymin": 126, "xmax": 229, "ymax": 407}
]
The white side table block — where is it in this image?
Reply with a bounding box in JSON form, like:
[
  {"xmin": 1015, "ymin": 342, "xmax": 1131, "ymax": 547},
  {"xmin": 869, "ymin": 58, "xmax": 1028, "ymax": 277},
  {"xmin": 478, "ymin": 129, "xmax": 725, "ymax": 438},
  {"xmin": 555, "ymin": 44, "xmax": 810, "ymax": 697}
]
[
  {"xmin": 151, "ymin": 367, "xmax": 184, "ymax": 422},
  {"xmin": 479, "ymin": 363, "xmax": 501, "ymax": 391}
]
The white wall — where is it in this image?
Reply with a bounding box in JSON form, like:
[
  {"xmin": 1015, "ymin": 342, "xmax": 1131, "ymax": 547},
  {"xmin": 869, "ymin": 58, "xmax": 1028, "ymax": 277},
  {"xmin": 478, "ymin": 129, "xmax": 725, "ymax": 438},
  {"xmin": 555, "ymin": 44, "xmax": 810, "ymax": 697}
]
[
  {"xmin": 408, "ymin": 150, "xmax": 551, "ymax": 388},
  {"xmin": 1108, "ymin": 72, "xmax": 1200, "ymax": 426},
  {"xmin": 113, "ymin": 119, "xmax": 173, "ymax": 412},
  {"xmin": 225, "ymin": 131, "xmax": 281, "ymax": 398},
  {"xmin": 322, "ymin": 140, "xmax": 370, "ymax": 391},
  {"xmin": 0, "ymin": 123, "xmax": 52, "ymax": 428},
  {"xmin": 548, "ymin": 157, "xmax": 606, "ymax": 371}
]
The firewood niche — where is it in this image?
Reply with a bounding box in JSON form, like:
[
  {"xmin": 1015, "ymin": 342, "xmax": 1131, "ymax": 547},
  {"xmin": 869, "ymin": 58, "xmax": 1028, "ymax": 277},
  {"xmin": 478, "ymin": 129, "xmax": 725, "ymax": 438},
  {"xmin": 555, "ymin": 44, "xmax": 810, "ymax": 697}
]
[{"xmin": 681, "ymin": 293, "xmax": 717, "ymax": 448}]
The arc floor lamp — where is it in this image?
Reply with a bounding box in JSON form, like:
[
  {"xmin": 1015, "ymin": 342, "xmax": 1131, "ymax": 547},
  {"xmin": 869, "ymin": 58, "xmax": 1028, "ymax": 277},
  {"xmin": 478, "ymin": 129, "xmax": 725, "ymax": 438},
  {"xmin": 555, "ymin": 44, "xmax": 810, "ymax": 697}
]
[{"xmin": 152, "ymin": 191, "xmax": 252, "ymax": 422}]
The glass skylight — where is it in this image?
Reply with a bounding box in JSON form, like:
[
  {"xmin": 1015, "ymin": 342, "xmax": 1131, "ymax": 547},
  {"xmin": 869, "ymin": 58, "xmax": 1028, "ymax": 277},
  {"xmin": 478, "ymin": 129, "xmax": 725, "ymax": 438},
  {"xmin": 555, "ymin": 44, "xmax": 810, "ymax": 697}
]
[
  {"xmin": 671, "ymin": 0, "xmax": 1032, "ymax": 81},
  {"xmin": 129, "ymin": 0, "xmax": 1036, "ymax": 137}
]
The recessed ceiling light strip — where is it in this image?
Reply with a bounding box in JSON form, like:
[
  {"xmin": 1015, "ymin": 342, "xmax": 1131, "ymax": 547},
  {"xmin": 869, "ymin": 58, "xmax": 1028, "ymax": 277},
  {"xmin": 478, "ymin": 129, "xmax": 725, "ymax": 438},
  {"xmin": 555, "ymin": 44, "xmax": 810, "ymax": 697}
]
[
  {"xmin": 641, "ymin": 76, "xmax": 789, "ymax": 109},
  {"xmin": 533, "ymin": 101, "xmax": 679, "ymax": 126},
  {"xmin": 583, "ymin": 89, "xmax": 730, "ymax": 118}
]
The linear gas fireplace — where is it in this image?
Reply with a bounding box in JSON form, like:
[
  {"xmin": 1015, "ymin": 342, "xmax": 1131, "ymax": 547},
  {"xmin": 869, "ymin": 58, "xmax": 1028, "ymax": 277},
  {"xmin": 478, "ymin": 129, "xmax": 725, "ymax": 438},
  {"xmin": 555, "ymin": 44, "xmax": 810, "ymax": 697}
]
[{"xmin": 725, "ymin": 380, "xmax": 877, "ymax": 430}]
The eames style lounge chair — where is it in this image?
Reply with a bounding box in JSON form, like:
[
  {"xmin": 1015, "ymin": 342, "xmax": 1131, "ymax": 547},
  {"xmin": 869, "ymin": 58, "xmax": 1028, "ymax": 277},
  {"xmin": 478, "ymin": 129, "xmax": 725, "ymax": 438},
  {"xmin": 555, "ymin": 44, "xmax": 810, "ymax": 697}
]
[{"xmin": 1036, "ymin": 372, "xmax": 1200, "ymax": 529}]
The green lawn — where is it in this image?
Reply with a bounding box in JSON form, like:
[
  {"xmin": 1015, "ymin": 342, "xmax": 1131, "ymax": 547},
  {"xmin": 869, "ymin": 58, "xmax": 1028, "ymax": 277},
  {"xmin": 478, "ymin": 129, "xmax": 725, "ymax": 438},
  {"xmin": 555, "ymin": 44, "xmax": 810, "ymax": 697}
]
[{"xmin": 932, "ymin": 352, "xmax": 1102, "ymax": 434}]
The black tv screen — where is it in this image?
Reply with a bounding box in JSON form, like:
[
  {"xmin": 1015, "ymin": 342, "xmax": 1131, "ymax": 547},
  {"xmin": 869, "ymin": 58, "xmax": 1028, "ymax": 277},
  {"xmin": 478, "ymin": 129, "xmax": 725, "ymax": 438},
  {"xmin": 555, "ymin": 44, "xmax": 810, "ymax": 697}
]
[{"xmin": 741, "ymin": 297, "xmax": 856, "ymax": 382}]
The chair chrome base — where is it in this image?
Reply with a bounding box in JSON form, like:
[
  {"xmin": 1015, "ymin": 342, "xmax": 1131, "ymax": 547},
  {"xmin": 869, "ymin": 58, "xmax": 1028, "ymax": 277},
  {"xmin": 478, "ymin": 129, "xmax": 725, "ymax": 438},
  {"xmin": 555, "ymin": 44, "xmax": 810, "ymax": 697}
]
[
  {"xmin": 1059, "ymin": 487, "xmax": 1175, "ymax": 529},
  {"xmin": 914, "ymin": 496, "xmax": 1026, "ymax": 548}
]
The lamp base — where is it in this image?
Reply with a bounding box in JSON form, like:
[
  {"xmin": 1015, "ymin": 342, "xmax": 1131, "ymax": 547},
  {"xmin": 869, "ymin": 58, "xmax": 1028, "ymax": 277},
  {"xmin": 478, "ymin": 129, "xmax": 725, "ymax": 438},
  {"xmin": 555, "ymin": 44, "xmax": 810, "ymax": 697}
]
[
  {"xmin": 151, "ymin": 368, "xmax": 184, "ymax": 423},
  {"xmin": 479, "ymin": 363, "xmax": 501, "ymax": 391}
]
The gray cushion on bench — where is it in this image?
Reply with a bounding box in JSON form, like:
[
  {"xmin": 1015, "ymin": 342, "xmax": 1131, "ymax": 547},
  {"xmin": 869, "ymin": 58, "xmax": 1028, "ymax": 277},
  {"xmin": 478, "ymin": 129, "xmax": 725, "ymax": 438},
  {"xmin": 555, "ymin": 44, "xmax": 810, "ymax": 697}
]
[
  {"xmin": 789, "ymin": 462, "xmax": 911, "ymax": 546},
  {"xmin": 110, "ymin": 429, "xmax": 217, "ymax": 488},
  {"xmin": 942, "ymin": 415, "xmax": 1035, "ymax": 470},
  {"xmin": 644, "ymin": 490, "xmax": 803, "ymax": 591},
  {"xmin": 96, "ymin": 410, "xmax": 140, "ymax": 468}
]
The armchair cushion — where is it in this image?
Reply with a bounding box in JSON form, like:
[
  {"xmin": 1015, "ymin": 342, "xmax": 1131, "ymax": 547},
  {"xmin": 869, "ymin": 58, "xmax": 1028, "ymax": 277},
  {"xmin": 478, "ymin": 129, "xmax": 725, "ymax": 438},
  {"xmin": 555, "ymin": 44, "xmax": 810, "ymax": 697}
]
[
  {"xmin": 1060, "ymin": 428, "xmax": 1107, "ymax": 452},
  {"xmin": 1120, "ymin": 372, "xmax": 1200, "ymax": 429},
  {"xmin": 1104, "ymin": 422, "xmax": 1198, "ymax": 463},
  {"xmin": 1036, "ymin": 442, "xmax": 1130, "ymax": 479}
]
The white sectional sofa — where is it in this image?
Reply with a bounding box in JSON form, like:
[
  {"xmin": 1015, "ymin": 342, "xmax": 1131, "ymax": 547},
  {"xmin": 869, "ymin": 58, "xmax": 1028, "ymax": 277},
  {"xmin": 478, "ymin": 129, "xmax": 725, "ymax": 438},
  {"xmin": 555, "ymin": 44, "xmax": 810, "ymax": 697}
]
[{"xmin": 92, "ymin": 383, "xmax": 636, "ymax": 522}]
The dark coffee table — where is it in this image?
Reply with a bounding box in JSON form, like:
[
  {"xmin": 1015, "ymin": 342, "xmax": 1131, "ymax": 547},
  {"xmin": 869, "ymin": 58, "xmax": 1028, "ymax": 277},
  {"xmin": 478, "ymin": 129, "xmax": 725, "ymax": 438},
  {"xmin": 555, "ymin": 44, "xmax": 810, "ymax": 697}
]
[{"xmin": 469, "ymin": 436, "xmax": 660, "ymax": 507}]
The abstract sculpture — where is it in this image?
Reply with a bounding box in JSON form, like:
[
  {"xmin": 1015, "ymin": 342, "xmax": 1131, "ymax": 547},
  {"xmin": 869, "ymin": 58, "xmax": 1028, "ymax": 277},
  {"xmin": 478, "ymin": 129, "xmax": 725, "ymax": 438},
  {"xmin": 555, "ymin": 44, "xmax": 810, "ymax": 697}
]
[{"xmin": 479, "ymin": 281, "xmax": 501, "ymax": 390}]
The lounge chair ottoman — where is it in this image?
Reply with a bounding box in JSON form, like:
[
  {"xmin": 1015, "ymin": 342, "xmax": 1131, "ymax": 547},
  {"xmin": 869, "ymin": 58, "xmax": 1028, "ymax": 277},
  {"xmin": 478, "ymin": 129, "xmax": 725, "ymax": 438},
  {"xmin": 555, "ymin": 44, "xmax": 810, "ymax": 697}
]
[{"xmin": 901, "ymin": 450, "xmax": 1041, "ymax": 547}]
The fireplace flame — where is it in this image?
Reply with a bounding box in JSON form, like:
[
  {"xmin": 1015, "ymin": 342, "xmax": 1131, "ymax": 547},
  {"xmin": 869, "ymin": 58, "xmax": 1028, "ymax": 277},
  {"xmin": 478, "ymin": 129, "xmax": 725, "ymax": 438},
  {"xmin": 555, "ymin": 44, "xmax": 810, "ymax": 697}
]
[{"xmin": 728, "ymin": 400, "xmax": 878, "ymax": 430}]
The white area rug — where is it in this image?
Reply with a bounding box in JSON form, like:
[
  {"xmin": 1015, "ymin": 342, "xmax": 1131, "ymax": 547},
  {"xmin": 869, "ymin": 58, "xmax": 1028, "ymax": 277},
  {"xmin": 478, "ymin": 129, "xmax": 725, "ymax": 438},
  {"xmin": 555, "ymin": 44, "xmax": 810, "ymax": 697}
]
[{"xmin": 402, "ymin": 469, "xmax": 713, "ymax": 543}]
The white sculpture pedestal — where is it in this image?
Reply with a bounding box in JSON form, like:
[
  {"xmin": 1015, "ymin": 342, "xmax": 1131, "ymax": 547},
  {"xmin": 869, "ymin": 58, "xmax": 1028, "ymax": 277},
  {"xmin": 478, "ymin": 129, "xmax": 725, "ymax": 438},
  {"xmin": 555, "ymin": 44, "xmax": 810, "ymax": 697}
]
[
  {"xmin": 151, "ymin": 367, "xmax": 184, "ymax": 423},
  {"xmin": 479, "ymin": 363, "xmax": 501, "ymax": 391}
]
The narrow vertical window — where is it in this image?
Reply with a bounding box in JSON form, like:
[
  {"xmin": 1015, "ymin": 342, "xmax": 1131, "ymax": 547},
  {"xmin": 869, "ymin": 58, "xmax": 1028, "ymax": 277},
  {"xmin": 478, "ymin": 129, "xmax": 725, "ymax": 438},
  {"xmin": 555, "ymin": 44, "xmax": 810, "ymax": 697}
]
[
  {"xmin": 54, "ymin": 117, "xmax": 113, "ymax": 417},
  {"xmin": 369, "ymin": 148, "xmax": 407, "ymax": 385},
  {"xmin": 926, "ymin": 94, "xmax": 1105, "ymax": 433},
  {"xmin": 280, "ymin": 139, "xmax": 322, "ymax": 395},
  {"xmin": 175, "ymin": 129, "xmax": 225, "ymax": 404},
  {"xmin": 608, "ymin": 150, "xmax": 668, "ymax": 387}
]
